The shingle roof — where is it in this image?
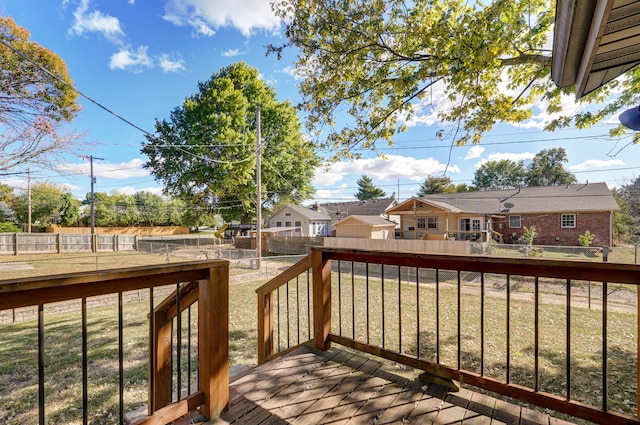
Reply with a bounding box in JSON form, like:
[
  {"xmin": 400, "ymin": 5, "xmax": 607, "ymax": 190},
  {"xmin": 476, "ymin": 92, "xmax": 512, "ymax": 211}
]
[
  {"xmin": 334, "ymin": 215, "xmax": 397, "ymax": 227},
  {"xmin": 274, "ymin": 204, "xmax": 331, "ymax": 220},
  {"xmin": 418, "ymin": 183, "xmax": 619, "ymax": 214},
  {"xmin": 319, "ymin": 198, "xmax": 396, "ymax": 223}
]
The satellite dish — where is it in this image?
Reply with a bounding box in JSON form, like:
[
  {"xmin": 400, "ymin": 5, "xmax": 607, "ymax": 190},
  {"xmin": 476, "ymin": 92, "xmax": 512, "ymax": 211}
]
[
  {"xmin": 503, "ymin": 202, "xmax": 515, "ymax": 209},
  {"xmin": 620, "ymin": 105, "xmax": 640, "ymax": 130}
]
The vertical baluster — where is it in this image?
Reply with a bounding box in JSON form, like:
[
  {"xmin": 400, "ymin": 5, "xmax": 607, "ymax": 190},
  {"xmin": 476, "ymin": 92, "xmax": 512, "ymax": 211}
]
[
  {"xmin": 416, "ymin": 268, "xmax": 420, "ymax": 359},
  {"xmin": 457, "ymin": 271, "xmax": 461, "ymax": 370},
  {"xmin": 566, "ymin": 278, "xmax": 571, "ymax": 400},
  {"xmin": 118, "ymin": 292, "xmax": 124, "ymax": 424},
  {"xmin": 351, "ymin": 262, "xmax": 355, "ymax": 341},
  {"xmin": 398, "ymin": 266, "xmax": 402, "ymax": 353},
  {"xmin": 149, "ymin": 287, "xmax": 155, "ymax": 413},
  {"xmin": 534, "ymin": 276, "xmax": 539, "ymax": 392},
  {"xmin": 38, "ymin": 304, "xmax": 45, "ymax": 425},
  {"xmin": 366, "ymin": 263, "xmax": 370, "ymax": 345},
  {"xmin": 506, "ymin": 275, "xmax": 511, "ymax": 384},
  {"xmin": 307, "ymin": 269, "xmax": 311, "ymax": 340},
  {"xmin": 176, "ymin": 283, "xmax": 182, "ymax": 401},
  {"xmin": 382, "ymin": 264, "xmax": 385, "ymax": 349},
  {"xmin": 82, "ymin": 298, "xmax": 88, "ymax": 425},
  {"xmin": 286, "ymin": 281, "xmax": 290, "ymax": 349},
  {"xmin": 436, "ymin": 269, "xmax": 440, "ymax": 364},
  {"xmin": 296, "ymin": 275, "xmax": 300, "ymax": 345},
  {"xmin": 603, "ymin": 281, "xmax": 608, "ymax": 411},
  {"xmin": 338, "ymin": 260, "xmax": 342, "ymax": 336},
  {"xmin": 481, "ymin": 273, "xmax": 485, "ymax": 376},
  {"xmin": 187, "ymin": 305, "xmax": 192, "ymax": 396},
  {"xmin": 277, "ymin": 286, "xmax": 281, "ymax": 352}
]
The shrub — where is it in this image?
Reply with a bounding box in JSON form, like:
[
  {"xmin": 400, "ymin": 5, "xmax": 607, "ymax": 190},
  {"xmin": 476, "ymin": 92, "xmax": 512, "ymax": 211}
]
[{"xmin": 578, "ymin": 230, "xmax": 595, "ymax": 247}]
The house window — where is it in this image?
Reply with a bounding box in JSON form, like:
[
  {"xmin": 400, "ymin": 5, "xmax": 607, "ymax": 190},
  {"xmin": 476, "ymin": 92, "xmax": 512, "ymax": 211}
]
[
  {"xmin": 561, "ymin": 214, "xmax": 576, "ymax": 228},
  {"xmin": 459, "ymin": 218, "xmax": 481, "ymax": 231},
  {"xmin": 417, "ymin": 218, "xmax": 426, "ymax": 229},
  {"xmin": 276, "ymin": 221, "xmax": 282, "ymax": 227},
  {"xmin": 427, "ymin": 217, "xmax": 437, "ymax": 229},
  {"xmin": 285, "ymin": 212, "xmax": 291, "ymax": 216},
  {"xmin": 285, "ymin": 221, "xmax": 291, "ymax": 227},
  {"xmin": 509, "ymin": 215, "xmax": 521, "ymax": 228},
  {"xmin": 295, "ymin": 221, "xmax": 301, "ymax": 227}
]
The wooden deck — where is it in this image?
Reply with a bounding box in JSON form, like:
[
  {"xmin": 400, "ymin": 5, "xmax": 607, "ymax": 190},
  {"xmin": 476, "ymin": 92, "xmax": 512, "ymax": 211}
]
[{"xmin": 204, "ymin": 346, "xmax": 578, "ymax": 425}]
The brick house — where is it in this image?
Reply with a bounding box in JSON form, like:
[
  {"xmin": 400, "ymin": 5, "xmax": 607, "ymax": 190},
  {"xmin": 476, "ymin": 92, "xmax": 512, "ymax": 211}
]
[{"xmin": 386, "ymin": 183, "xmax": 619, "ymax": 247}]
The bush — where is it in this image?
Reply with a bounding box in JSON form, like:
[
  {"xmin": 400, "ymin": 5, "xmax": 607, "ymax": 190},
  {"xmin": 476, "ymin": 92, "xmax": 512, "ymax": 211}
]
[
  {"xmin": 0, "ymin": 222, "xmax": 21, "ymax": 232},
  {"xmin": 578, "ymin": 230, "xmax": 595, "ymax": 247}
]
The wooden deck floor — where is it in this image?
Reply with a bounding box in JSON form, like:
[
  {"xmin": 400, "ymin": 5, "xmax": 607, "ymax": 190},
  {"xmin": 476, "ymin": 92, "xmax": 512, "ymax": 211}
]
[{"xmin": 204, "ymin": 346, "xmax": 578, "ymax": 425}]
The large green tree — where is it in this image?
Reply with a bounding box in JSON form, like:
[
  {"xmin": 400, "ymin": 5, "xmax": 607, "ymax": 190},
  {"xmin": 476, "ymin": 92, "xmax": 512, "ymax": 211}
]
[
  {"xmin": 524, "ymin": 148, "xmax": 577, "ymax": 187},
  {"xmin": 269, "ymin": 0, "xmax": 633, "ymax": 160},
  {"xmin": 473, "ymin": 159, "xmax": 526, "ymax": 190},
  {"xmin": 14, "ymin": 181, "xmax": 69, "ymax": 226},
  {"xmin": 354, "ymin": 175, "xmax": 386, "ymax": 200},
  {"xmin": 0, "ymin": 16, "xmax": 80, "ymax": 171},
  {"xmin": 142, "ymin": 62, "xmax": 319, "ymax": 223}
]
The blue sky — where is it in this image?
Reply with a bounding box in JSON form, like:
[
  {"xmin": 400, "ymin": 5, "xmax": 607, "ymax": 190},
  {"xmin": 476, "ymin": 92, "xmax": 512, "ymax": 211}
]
[{"xmin": 2, "ymin": 0, "xmax": 638, "ymax": 205}]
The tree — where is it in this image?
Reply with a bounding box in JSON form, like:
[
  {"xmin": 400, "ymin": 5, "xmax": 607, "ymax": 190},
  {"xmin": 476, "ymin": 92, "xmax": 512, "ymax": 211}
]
[
  {"xmin": 59, "ymin": 192, "xmax": 79, "ymax": 226},
  {"xmin": 473, "ymin": 159, "xmax": 526, "ymax": 190},
  {"xmin": 524, "ymin": 148, "xmax": 577, "ymax": 187},
  {"xmin": 354, "ymin": 175, "xmax": 386, "ymax": 200},
  {"xmin": 416, "ymin": 175, "xmax": 469, "ymax": 196},
  {"xmin": 269, "ymin": 0, "xmax": 633, "ymax": 160},
  {"xmin": 611, "ymin": 187, "xmax": 635, "ymax": 244},
  {"xmin": 142, "ymin": 62, "xmax": 319, "ymax": 223},
  {"xmin": 14, "ymin": 181, "xmax": 68, "ymax": 226},
  {"xmin": 0, "ymin": 16, "xmax": 81, "ymax": 172}
]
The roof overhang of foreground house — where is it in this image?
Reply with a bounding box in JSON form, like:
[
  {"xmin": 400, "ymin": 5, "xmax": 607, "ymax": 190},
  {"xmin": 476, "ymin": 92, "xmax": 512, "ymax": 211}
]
[
  {"xmin": 552, "ymin": 0, "xmax": 640, "ymax": 98},
  {"xmin": 386, "ymin": 197, "xmax": 465, "ymax": 215}
]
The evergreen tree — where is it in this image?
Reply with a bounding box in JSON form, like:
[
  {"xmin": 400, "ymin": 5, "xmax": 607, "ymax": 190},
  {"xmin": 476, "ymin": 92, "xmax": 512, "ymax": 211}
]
[{"xmin": 354, "ymin": 175, "xmax": 386, "ymax": 200}]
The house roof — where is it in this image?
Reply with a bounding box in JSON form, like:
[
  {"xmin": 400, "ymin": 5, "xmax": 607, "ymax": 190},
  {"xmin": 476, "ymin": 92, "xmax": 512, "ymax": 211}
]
[
  {"xmin": 552, "ymin": 0, "xmax": 640, "ymax": 98},
  {"xmin": 319, "ymin": 198, "xmax": 397, "ymax": 223},
  {"xmin": 270, "ymin": 204, "xmax": 331, "ymax": 221},
  {"xmin": 388, "ymin": 183, "xmax": 619, "ymax": 215},
  {"xmin": 334, "ymin": 215, "xmax": 397, "ymax": 227}
]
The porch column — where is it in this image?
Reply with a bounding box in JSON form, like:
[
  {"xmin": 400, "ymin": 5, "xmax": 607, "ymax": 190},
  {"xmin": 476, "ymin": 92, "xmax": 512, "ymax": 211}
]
[{"xmin": 312, "ymin": 249, "xmax": 331, "ymax": 350}]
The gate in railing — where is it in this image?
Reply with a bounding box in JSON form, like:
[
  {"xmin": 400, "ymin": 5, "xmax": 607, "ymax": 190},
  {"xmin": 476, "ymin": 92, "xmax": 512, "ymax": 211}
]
[
  {"xmin": 257, "ymin": 248, "xmax": 640, "ymax": 425},
  {"xmin": 0, "ymin": 260, "xmax": 229, "ymax": 425}
]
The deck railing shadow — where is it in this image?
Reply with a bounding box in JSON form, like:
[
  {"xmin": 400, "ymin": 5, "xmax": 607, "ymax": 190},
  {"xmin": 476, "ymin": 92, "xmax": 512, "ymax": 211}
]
[{"xmin": 256, "ymin": 247, "xmax": 640, "ymax": 425}]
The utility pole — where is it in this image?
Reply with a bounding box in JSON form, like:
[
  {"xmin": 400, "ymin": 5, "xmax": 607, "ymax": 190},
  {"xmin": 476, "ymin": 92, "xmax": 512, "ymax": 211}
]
[
  {"xmin": 27, "ymin": 167, "xmax": 31, "ymax": 233},
  {"xmin": 81, "ymin": 155, "xmax": 104, "ymax": 235},
  {"xmin": 256, "ymin": 105, "xmax": 262, "ymax": 269}
]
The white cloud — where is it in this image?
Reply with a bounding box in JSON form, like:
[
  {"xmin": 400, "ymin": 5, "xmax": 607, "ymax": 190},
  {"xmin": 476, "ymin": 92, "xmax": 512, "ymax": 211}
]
[
  {"xmin": 314, "ymin": 154, "xmax": 460, "ymax": 186},
  {"xmin": 569, "ymin": 159, "xmax": 625, "ymax": 172},
  {"xmin": 109, "ymin": 46, "xmax": 154, "ymax": 71},
  {"xmin": 464, "ymin": 146, "xmax": 485, "ymax": 160},
  {"xmin": 58, "ymin": 158, "xmax": 150, "ymax": 180},
  {"xmin": 158, "ymin": 53, "xmax": 186, "ymax": 73},
  {"xmin": 281, "ymin": 65, "xmax": 304, "ymax": 81},
  {"xmin": 221, "ymin": 49, "xmax": 241, "ymax": 57},
  {"xmin": 128, "ymin": 0, "xmax": 135, "ymax": 4},
  {"xmin": 474, "ymin": 151, "xmax": 536, "ymax": 169},
  {"xmin": 163, "ymin": 0, "xmax": 280, "ymax": 37},
  {"xmin": 69, "ymin": 0, "xmax": 125, "ymax": 44}
]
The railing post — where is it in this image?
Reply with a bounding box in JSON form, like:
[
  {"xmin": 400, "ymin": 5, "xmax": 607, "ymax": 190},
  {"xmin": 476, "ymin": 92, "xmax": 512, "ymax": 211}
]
[
  {"xmin": 151, "ymin": 310, "xmax": 172, "ymax": 410},
  {"xmin": 198, "ymin": 264, "xmax": 229, "ymax": 418},
  {"xmin": 312, "ymin": 249, "xmax": 331, "ymax": 351},
  {"xmin": 257, "ymin": 290, "xmax": 274, "ymax": 363}
]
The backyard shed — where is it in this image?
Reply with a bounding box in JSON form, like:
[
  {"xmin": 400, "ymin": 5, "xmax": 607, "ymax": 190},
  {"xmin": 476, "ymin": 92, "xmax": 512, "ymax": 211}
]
[{"xmin": 334, "ymin": 215, "xmax": 395, "ymax": 239}]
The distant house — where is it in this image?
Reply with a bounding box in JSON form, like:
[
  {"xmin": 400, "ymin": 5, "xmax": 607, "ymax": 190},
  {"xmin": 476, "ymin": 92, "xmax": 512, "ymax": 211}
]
[
  {"xmin": 268, "ymin": 205, "xmax": 331, "ymax": 237},
  {"xmin": 386, "ymin": 183, "xmax": 619, "ymax": 247},
  {"xmin": 319, "ymin": 198, "xmax": 397, "ymax": 234},
  {"xmin": 334, "ymin": 215, "xmax": 396, "ymax": 239}
]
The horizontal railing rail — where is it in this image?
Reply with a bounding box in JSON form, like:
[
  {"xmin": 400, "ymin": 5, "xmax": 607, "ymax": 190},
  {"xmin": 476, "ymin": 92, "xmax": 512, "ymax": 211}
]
[
  {"xmin": 260, "ymin": 247, "xmax": 640, "ymax": 425},
  {"xmin": 0, "ymin": 260, "xmax": 229, "ymax": 425}
]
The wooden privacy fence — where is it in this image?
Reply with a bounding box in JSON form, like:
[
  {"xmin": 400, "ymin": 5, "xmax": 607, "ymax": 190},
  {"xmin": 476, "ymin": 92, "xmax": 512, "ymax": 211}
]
[
  {"xmin": 0, "ymin": 260, "xmax": 229, "ymax": 424},
  {"xmin": 257, "ymin": 247, "xmax": 640, "ymax": 425},
  {"xmin": 0, "ymin": 233, "xmax": 137, "ymax": 254}
]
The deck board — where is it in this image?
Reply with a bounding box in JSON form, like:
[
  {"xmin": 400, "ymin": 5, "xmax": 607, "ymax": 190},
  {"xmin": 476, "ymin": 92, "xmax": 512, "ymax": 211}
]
[{"xmin": 205, "ymin": 346, "xmax": 577, "ymax": 425}]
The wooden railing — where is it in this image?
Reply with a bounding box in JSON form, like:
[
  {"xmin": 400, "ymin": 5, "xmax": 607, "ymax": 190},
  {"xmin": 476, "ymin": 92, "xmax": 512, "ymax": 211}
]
[
  {"xmin": 257, "ymin": 247, "xmax": 640, "ymax": 425},
  {"xmin": 0, "ymin": 260, "xmax": 229, "ymax": 425}
]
